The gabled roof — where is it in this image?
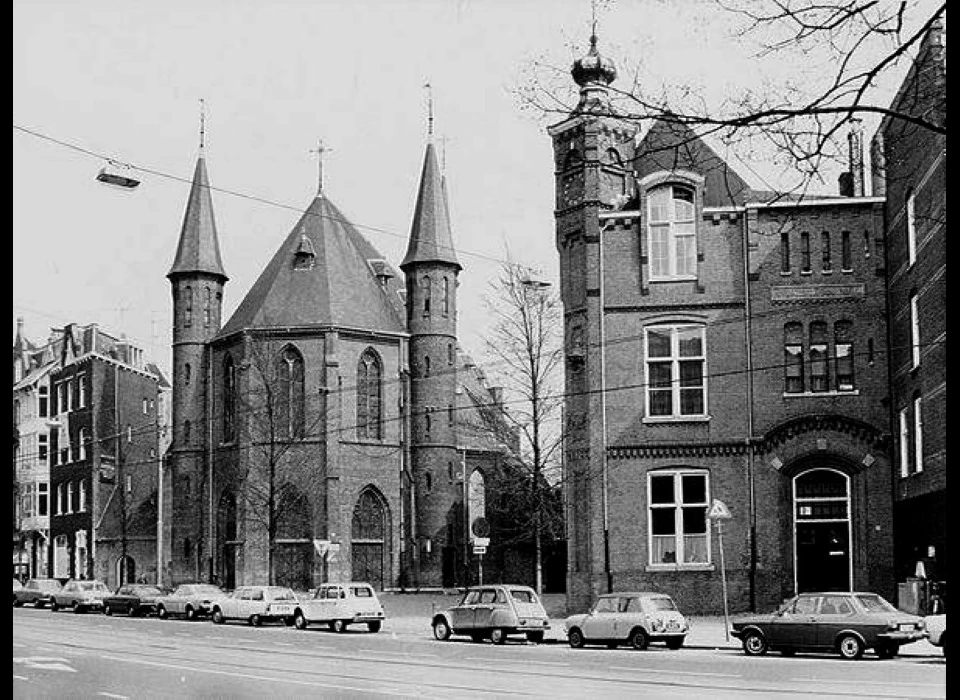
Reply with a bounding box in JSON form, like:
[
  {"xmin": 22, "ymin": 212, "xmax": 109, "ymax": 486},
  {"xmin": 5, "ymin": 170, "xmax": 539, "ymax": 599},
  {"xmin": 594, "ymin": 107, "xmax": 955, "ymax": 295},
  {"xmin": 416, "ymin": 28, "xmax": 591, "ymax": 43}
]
[
  {"xmin": 217, "ymin": 195, "xmax": 406, "ymax": 338},
  {"xmin": 167, "ymin": 155, "xmax": 228, "ymax": 281},
  {"xmin": 401, "ymin": 142, "xmax": 461, "ymax": 271}
]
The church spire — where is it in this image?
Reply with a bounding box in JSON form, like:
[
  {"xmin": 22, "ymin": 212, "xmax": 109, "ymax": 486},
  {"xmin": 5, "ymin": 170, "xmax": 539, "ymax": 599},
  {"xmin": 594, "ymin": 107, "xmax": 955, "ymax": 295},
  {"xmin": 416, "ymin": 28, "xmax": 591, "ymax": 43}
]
[
  {"xmin": 401, "ymin": 140, "xmax": 460, "ymax": 271},
  {"xmin": 167, "ymin": 111, "xmax": 227, "ymax": 282}
]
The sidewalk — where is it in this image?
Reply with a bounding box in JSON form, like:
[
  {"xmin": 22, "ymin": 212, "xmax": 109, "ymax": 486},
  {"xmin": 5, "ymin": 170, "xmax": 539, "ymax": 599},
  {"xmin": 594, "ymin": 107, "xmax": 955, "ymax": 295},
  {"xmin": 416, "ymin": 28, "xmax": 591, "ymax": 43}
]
[{"xmin": 377, "ymin": 591, "xmax": 942, "ymax": 657}]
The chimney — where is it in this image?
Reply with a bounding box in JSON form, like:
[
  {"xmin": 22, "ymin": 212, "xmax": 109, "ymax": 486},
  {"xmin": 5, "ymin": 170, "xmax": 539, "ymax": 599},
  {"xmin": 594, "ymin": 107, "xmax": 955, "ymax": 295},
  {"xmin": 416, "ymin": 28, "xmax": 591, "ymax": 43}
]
[{"xmin": 847, "ymin": 118, "xmax": 865, "ymax": 196}]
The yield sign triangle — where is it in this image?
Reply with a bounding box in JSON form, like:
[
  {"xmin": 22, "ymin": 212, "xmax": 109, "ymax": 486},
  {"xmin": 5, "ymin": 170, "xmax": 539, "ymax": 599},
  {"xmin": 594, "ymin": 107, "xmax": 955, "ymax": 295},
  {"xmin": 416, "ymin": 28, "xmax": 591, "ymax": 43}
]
[{"xmin": 707, "ymin": 499, "xmax": 732, "ymax": 520}]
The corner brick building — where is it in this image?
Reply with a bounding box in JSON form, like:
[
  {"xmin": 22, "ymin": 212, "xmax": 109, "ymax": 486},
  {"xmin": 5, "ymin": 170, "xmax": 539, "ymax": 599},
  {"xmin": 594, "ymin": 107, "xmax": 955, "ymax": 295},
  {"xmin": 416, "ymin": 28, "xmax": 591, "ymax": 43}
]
[{"xmin": 551, "ymin": 34, "xmax": 896, "ymax": 615}]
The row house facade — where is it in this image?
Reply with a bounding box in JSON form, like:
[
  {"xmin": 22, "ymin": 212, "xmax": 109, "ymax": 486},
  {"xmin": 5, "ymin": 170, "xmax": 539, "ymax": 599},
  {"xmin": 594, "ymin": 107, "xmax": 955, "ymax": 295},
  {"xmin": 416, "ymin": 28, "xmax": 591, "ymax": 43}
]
[{"xmin": 13, "ymin": 320, "xmax": 167, "ymax": 587}]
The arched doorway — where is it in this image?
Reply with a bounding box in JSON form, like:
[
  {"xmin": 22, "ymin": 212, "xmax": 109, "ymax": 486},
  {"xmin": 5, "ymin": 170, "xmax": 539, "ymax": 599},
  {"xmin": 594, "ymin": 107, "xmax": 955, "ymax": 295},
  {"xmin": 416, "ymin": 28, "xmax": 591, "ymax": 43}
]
[
  {"xmin": 352, "ymin": 488, "xmax": 388, "ymax": 590},
  {"xmin": 274, "ymin": 485, "xmax": 313, "ymax": 591},
  {"xmin": 793, "ymin": 468, "xmax": 852, "ymax": 593}
]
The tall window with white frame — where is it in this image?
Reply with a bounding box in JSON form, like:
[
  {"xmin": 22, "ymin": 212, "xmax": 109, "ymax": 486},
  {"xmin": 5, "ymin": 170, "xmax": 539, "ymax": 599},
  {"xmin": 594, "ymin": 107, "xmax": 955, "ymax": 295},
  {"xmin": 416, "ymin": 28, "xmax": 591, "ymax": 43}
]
[
  {"xmin": 834, "ymin": 321, "xmax": 855, "ymax": 391},
  {"xmin": 912, "ymin": 394, "xmax": 923, "ymax": 474},
  {"xmin": 898, "ymin": 407, "xmax": 910, "ymax": 478},
  {"xmin": 648, "ymin": 470, "xmax": 710, "ymax": 566},
  {"xmin": 906, "ymin": 189, "xmax": 917, "ymax": 265},
  {"xmin": 910, "ymin": 292, "xmax": 921, "ymax": 368},
  {"xmin": 647, "ymin": 184, "xmax": 696, "ymax": 280},
  {"xmin": 784, "ymin": 322, "xmax": 804, "ymax": 393},
  {"xmin": 808, "ymin": 322, "xmax": 829, "ymax": 392},
  {"xmin": 645, "ymin": 324, "xmax": 706, "ymax": 418}
]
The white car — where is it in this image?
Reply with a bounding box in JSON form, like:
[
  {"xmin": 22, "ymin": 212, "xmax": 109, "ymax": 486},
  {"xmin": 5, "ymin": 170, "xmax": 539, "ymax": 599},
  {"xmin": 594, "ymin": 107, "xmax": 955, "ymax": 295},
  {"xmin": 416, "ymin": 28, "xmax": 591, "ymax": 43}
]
[
  {"xmin": 564, "ymin": 591, "xmax": 689, "ymax": 650},
  {"xmin": 925, "ymin": 614, "xmax": 946, "ymax": 656},
  {"xmin": 157, "ymin": 583, "xmax": 225, "ymax": 620},
  {"xmin": 291, "ymin": 582, "xmax": 386, "ymax": 632},
  {"xmin": 210, "ymin": 585, "xmax": 299, "ymax": 626}
]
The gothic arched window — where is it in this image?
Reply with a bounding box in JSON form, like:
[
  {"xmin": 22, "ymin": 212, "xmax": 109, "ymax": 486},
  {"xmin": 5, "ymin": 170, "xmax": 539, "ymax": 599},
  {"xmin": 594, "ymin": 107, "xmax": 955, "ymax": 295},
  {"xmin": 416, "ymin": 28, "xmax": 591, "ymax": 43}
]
[
  {"xmin": 357, "ymin": 349, "xmax": 382, "ymax": 440},
  {"xmin": 184, "ymin": 286, "xmax": 193, "ymax": 327},
  {"xmin": 421, "ymin": 275, "xmax": 432, "ymax": 316},
  {"xmin": 276, "ymin": 346, "xmax": 305, "ymax": 439},
  {"xmin": 441, "ymin": 277, "xmax": 450, "ymax": 317}
]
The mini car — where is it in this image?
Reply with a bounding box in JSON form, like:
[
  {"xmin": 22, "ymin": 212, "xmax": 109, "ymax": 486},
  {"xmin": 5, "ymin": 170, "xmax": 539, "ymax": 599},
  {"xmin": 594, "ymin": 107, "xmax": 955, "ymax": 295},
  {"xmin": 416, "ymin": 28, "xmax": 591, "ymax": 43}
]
[
  {"xmin": 432, "ymin": 584, "xmax": 550, "ymax": 645},
  {"xmin": 13, "ymin": 578, "xmax": 62, "ymax": 608},
  {"xmin": 564, "ymin": 591, "xmax": 689, "ymax": 650},
  {"xmin": 730, "ymin": 591, "xmax": 926, "ymax": 660},
  {"xmin": 103, "ymin": 584, "xmax": 170, "ymax": 616},
  {"xmin": 924, "ymin": 613, "xmax": 946, "ymax": 656},
  {"xmin": 156, "ymin": 583, "xmax": 225, "ymax": 621},
  {"xmin": 291, "ymin": 582, "xmax": 386, "ymax": 632},
  {"xmin": 51, "ymin": 579, "xmax": 111, "ymax": 613},
  {"xmin": 210, "ymin": 585, "xmax": 299, "ymax": 626}
]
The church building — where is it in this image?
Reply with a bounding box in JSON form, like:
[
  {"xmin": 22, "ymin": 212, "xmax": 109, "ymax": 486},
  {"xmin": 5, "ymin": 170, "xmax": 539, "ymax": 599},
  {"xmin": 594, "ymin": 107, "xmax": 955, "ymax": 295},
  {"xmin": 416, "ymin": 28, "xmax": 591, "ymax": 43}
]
[{"xmin": 163, "ymin": 125, "xmax": 514, "ymax": 591}]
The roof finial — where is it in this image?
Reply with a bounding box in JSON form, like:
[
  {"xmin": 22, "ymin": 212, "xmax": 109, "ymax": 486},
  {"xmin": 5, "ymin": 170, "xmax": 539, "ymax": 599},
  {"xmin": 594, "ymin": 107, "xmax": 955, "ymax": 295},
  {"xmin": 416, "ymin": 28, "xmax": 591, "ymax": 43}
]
[
  {"xmin": 438, "ymin": 135, "xmax": 450, "ymax": 174},
  {"xmin": 424, "ymin": 81, "xmax": 434, "ymax": 140},
  {"xmin": 309, "ymin": 139, "xmax": 332, "ymax": 196},
  {"xmin": 199, "ymin": 98, "xmax": 206, "ymax": 153}
]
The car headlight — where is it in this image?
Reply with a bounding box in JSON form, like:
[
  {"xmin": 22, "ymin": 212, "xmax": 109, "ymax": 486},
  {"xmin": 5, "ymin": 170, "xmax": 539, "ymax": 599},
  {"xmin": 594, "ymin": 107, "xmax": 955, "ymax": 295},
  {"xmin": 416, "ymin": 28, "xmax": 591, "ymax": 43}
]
[{"xmin": 651, "ymin": 619, "xmax": 663, "ymax": 632}]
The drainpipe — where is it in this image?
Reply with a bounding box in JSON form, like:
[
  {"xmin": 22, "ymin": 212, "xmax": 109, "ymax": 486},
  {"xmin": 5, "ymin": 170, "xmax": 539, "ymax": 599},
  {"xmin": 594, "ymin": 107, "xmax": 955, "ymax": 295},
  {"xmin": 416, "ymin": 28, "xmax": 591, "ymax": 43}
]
[{"xmin": 743, "ymin": 209, "xmax": 758, "ymax": 612}]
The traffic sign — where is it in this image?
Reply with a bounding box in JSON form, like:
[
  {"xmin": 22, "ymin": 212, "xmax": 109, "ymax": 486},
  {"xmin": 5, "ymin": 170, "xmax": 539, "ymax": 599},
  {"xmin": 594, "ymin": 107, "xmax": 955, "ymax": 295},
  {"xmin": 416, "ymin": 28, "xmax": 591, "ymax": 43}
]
[
  {"xmin": 472, "ymin": 545, "xmax": 487, "ymax": 555},
  {"xmin": 707, "ymin": 499, "xmax": 732, "ymax": 520},
  {"xmin": 471, "ymin": 517, "xmax": 491, "ymax": 538}
]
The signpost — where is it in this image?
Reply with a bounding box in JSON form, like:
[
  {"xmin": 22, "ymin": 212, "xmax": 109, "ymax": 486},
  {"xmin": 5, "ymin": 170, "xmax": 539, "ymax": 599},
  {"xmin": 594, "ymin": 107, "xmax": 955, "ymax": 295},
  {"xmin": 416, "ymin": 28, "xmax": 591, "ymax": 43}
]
[
  {"xmin": 707, "ymin": 498, "xmax": 732, "ymax": 641},
  {"xmin": 471, "ymin": 518, "xmax": 491, "ymax": 585}
]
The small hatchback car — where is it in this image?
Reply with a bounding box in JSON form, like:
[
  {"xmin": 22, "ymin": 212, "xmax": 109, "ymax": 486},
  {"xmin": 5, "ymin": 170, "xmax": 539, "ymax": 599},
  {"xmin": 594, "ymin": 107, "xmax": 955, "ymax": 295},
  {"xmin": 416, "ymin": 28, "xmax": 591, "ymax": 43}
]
[
  {"xmin": 51, "ymin": 579, "xmax": 111, "ymax": 613},
  {"xmin": 432, "ymin": 584, "xmax": 550, "ymax": 644},
  {"xmin": 731, "ymin": 591, "xmax": 925, "ymax": 660},
  {"xmin": 564, "ymin": 591, "xmax": 689, "ymax": 650},
  {"xmin": 292, "ymin": 582, "xmax": 386, "ymax": 632},
  {"xmin": 210, "ymin": 585, "xmax": 299, "ymax": 626}
]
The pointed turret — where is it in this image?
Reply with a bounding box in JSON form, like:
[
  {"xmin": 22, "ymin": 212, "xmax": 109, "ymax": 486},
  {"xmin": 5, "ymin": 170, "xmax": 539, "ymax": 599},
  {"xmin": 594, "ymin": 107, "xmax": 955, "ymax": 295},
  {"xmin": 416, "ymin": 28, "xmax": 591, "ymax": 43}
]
[
  {"xmin": 167, "ymin": 155, "xmax": 228, "ymax": 282},
  {"xmin": 400, "ymin": 142, "xmax": 461, "ymax": 272}
]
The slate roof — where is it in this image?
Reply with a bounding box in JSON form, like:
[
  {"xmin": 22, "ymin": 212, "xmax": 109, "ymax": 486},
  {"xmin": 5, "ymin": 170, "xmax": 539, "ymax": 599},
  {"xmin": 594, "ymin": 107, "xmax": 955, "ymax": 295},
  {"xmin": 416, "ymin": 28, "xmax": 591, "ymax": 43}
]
[
  {"xmin": 217, "ymin": 194, "xmax": 406, "ymax": 338},
  {"xmin": 167, "ymin": 155, "xmax": 228, "ymax": 281},
  {"xmin": 400, "ymin": 142, "xmax": 461, "ymax": 271}
]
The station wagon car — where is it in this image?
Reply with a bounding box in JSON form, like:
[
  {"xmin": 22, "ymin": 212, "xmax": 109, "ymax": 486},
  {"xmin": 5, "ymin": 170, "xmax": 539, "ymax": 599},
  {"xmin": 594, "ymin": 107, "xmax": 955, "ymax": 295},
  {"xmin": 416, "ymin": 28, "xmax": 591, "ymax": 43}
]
[
  {"xmin": 50, "ymin": 579, "xmax": 111, "ymax": 613},
  {"xmin": 210, "ymin": 585, "xmax": 299, "ymax": 626},
  {"xmin": 13, "ymin": 578, "xmax": 62, "ymax": 608},
  {"xmin": 432, "ymin": 584, "xmax": 550, "ymax": 644},
  {"xmin": 731, "ymin": 591, "xmax": 926, "ymax": 660},
  {"xmin": 292, "ymin": 582, "xmax": 386, "ymax": 632},
  {"xmin": 564, "ymin": 592, "xmax": 689, "ymax": 650},
  {"xmin": 156, "ymin": 583, "xmax": 225, "ymax": 621}
]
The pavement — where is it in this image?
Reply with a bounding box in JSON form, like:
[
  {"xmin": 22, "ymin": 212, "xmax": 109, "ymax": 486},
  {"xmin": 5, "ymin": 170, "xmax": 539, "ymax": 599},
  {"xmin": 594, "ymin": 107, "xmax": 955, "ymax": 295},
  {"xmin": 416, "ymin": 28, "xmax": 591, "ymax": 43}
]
[{"xmin": 377, "ymin": 590, "xmax": 944, "ymax": 658}]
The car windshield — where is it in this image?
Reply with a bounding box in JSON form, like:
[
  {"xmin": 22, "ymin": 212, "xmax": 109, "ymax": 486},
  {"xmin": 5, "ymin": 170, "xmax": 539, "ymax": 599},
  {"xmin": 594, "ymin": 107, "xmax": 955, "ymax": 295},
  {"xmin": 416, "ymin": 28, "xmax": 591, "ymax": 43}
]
[
  {"xmin": 855, "ymin": 593, "xmax": 898, "ymax": 613},
  {"xmin": 510, "ymin": 589, "xmax": 538, "ymax": 604},
  {"xmin": 82, "ymin": 582, "xmax": 108, "ymax": 591},
  {"xmin": 269, "ymin": 588, "xmax": 296, "ymax": 601},
  {"xmin": 351, "ymin": 586, "xmax": 374, "ymax": 598},
  {"xmin": 39, "ymin": 580, "xmax": 61, "ymax": 590},
  {"xmin": 642, "ymin": 596, "xmax": 678, "ymax": 612},
  {"xmin": 135, "ymin": 586, "xmax": 164, "ymax": 596},
  {"xmin": 192, "ymin": 585, "xmax": 222, "ymax": 596}
]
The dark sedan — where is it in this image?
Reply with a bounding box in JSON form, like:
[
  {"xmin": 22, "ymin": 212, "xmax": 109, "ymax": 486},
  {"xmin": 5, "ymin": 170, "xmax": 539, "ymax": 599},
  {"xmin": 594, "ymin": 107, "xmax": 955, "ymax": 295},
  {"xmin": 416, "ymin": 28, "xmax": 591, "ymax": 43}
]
[
  {"xmin": 731, "ymin": 591, "xmax": 926, "ymax": 660},
  {"xmin": 13, "ymin": 578, "xmax": 62, "ymax": 608},
  {"xmin": 103, "ymin": 584, "xmax": 170, "ymax": 617}
]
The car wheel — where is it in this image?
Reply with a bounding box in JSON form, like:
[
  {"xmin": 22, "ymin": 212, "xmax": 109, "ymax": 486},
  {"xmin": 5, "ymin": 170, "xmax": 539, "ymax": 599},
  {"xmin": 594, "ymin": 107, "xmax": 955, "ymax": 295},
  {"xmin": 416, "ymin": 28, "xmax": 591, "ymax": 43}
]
[
  {"xmin": 185, "ymin": 605, "xmax": 196, "ymax": 621},
  {"xmin": 567, "ymin": 628, "xmax": 585, "ymax": 649},
  {"xmin": 837, "ymin": 634, "xmax": 864, "ymax": 660},
  {"xmin": 368, "ymin": 621, "xmax": 382, "ymax": 633},
  {"xmin": 526, "ymin": 631, "xmax": 544, "ymax": 644},
  {"xmin": 433, "ymin": 619, "xmax": 452, "ymax": 641},
  {"xmin": 157, "ymin": 605, "xmax": 168, "ymax": 620},
  {"xmin": 666, "ymin": 637, "xmax": 685, "ymax": 650},
  {"xmin": 212, "ymin": 609, "xmax": 224, "ymax": 625},
  {"xmin": 629, "ymin": 628, "xmax": 649, "ymax": 651},
  {"xmin": 104, "ymin": 604, "xmax": 113, "ymax": 616},
  {"xmin": 73, "ymin": 603, "xmax": 82, "ymax": 613},
  {"xmin": 50, "ymin": 601, "xmax": 59, "ymax": 612},
  {"xmin": 128, "ymin": 604, "xmax": 136, "ymax": 617},
  {"xmin": 294, "ymin": 612, "xmax": 309, "ymax": 630},
  {"xmin": 742, "ymin": 630, "xmax": 768, "ymax": 656},
  {"xmin": 331, "ymin": 619, "xmax": 346, "ymax": 633},
  {"xmin": 876, "ymin": 643, "xmax": 899, "ymax": 659},
  {"xmin": 13, "ymin": 597, "xmax": 21, "ymax": 607},
  {"xmin": 490, "ymin": 628, "xmax": 508, "ymax": 645},
  {"xmin": 249, "ymin": 614, "xmax": 261, "ymax": 627}
]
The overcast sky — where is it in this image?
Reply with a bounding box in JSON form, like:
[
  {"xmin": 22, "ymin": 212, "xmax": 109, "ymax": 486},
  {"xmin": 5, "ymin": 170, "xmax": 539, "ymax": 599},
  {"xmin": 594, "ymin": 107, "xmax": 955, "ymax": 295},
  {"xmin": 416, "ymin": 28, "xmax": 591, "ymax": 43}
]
[{"xmin": 12, "ymin": 0, "xmax": 928, "ymax": 380}]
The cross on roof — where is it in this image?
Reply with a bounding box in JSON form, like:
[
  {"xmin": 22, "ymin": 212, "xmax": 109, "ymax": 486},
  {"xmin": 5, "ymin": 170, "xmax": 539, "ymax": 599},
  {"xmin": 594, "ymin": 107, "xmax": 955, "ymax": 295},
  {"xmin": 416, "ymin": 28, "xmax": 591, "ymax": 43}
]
[{"xmin": 309, "ymin": 139, "xmax": 332, "ymax": 195}]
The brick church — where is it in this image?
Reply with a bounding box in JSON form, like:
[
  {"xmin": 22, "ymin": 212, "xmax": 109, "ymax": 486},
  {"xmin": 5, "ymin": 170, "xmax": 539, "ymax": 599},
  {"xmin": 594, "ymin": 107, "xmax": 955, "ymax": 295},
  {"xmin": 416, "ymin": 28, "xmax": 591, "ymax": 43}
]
[
  {"xmin": 163, "ymin": 127, "xmax": 518, "ymax": 591},
  {"xmin": 551, "ymin": 34, "xmax": 896, "ymax": 615}
]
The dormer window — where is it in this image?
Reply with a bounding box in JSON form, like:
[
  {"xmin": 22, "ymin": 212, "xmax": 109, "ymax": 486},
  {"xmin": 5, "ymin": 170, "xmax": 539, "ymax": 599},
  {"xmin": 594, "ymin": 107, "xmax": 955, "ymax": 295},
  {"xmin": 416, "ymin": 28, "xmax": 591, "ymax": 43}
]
[
  {"xmin": 647, "ymin": 184, "xmax": 696, "ymax": 280},
  {"xmin": 293, "ymin": 233, "xmax": 316, "ymax": 270}
]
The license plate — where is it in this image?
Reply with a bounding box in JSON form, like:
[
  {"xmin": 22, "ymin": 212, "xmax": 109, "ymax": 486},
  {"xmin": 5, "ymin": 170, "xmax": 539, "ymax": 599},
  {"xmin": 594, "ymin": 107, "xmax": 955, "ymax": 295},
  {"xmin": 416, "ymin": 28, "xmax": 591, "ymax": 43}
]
[
  {"xmin": 271, "ymin": 604, "xmax": 294, "ymax": 615},
  {"xmin": 667, "ymin": 621, "xmax": 680, "ymax": 630},
  {"xmin": 899, "ymin": 623, "xmax": 916, "ymax": 632}
]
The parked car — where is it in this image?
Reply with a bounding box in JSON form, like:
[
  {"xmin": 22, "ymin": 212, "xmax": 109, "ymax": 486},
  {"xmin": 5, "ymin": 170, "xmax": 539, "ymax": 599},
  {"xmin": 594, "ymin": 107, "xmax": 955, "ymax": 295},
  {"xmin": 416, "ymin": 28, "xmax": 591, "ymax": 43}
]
[
  {"xmin": 924, "ymin": 613, "xmax": 946, "ymax": 656},
  {"xmin": 564, "ymin": 591, "xmax": 689, "ymax": 650},
  {"xmin": 210, "ymin": 585, "xmax": 299, "ymax": 626},
  {"xmin": 157, "ymin": 583, "xmax": 225, "ymax": 621},
  {"xmin": 103, "ymin": 584, "xmax": 170, "ymax": 617},
  {"xmin": 51, "ymin": 579, "xmax": 111, "ymax": 613},
  {"xmin": 14, "ymin": 578, "xmax": 63, "ymax": 608},
  {"xmin": 432, "ymin": 584, "xmax": 550, "ymax": 644},
  {"xmin": 291, "ymin": 582, "xmax": 385, "ymax": 632},
  {"xmin": 730, "ymin": 591, "xmax": 926, "ymax": 660}
]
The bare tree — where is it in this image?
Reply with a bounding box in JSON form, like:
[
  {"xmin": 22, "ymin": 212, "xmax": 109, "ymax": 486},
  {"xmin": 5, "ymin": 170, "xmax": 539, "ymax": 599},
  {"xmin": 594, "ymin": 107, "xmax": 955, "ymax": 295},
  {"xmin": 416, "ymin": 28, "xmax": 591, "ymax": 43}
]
[
  {"xmin": 521, "ymin": 0, "xmax": 945, "ymax": 195},
  {"xmin": 478, "ymin": 263, "xmax": 565, "ymax": 594}
]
